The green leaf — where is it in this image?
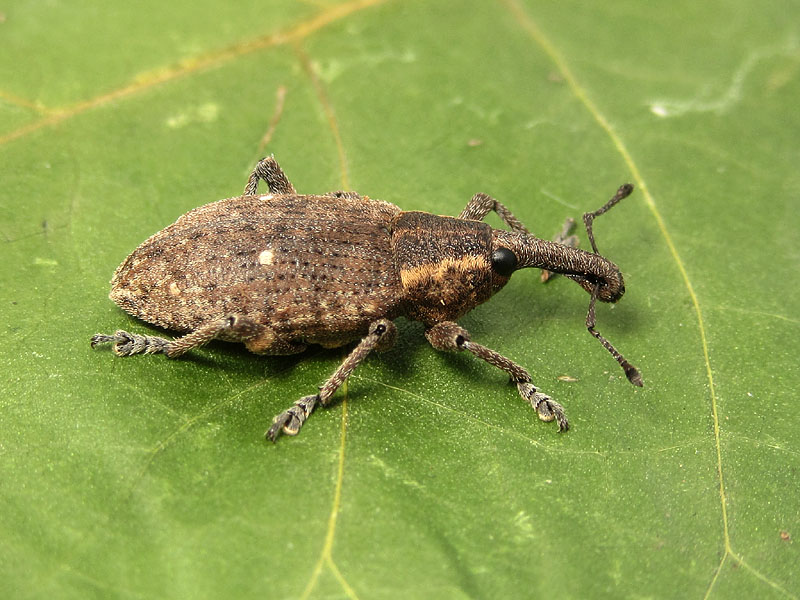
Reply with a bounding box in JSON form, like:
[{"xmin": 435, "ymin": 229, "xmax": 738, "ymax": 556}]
[{"xmin": 2, "ymin": 0, "xmax": 798, "ymax": 598}]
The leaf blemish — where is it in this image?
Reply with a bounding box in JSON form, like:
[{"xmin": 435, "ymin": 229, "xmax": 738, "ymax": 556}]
[{"xmin": 165, "ymin": 102, "xmax": 220, "ymax": 128}]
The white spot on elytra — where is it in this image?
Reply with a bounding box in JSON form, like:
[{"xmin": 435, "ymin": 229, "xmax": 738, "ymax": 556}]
[
  {"xmin": 258, "ymin": 194, "xmax": 274, "ymax": 201},
  {"xmin": 258, "ymin": 249, "xmax": 274, "ymax": 265},
  {"xmin": 169, "ymin": 282, "xmax": 181, "ymax": 296}
]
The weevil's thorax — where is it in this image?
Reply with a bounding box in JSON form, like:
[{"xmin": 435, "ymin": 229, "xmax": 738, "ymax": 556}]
[{"xmin": 391, "ymin": 212, "xmax": 511, "ymax": 325}]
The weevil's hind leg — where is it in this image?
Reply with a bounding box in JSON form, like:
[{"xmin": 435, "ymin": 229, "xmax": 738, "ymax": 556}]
[
  {"xmin": 244, "ymin": 156, "xmax": 297, "ymax": 196},
  {"xmin": 541, "ymin": 218, "xmax": 579, "ymax": 282},
  {"xmin": 425, "ymin": 321, "xmax": 568, "ymax": 431},
  {"xmin": 266, "ymin": 319, "xmax": 397, "ymax": 441},
  {"xmin": 326, "ymin": 190, "xmax": 362, "ymax": 200},
  {"xmin": 91, "ymin": 315, "xmax": 263, "ymax": 359},
  {"xmin": 458, "ymin": 193, "xmax": 531, "ymax": 234}
]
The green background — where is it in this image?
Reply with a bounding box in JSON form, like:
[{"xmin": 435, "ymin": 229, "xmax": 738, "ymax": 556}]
[{"xmin": 1, "ymin": 1, "xmax": 798, "ymax": 598}]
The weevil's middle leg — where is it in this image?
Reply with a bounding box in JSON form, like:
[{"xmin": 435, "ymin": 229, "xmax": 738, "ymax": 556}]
[
  {"xmin": 425, "ymin": 321, "xmax": 569, "ymax": 431},
  {"xmin": 458, "ymin": 193, "xmax": 531, "ymax": 234},
  {"xmin": 266, "ymin": 319, "xmax": 397, "ymax": 441}
]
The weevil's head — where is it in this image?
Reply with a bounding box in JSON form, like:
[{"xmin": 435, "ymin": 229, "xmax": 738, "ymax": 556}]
[{"xmin": 491, "ymin": 229, "xmax": 626, "ymax": 303}]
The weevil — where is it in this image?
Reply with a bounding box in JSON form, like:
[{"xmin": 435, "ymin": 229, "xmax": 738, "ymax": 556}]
[{"xmin": 92, "ymin": 157, "xmax": 642, "ymax": 441}]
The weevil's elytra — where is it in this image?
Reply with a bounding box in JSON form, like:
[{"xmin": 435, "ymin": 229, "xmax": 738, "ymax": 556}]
[{"xmin": 92, "ymin": 156, "xmax": 642, "ymax": 441}]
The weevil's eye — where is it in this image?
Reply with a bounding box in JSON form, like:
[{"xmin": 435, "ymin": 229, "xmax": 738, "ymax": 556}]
[{"xmin": 491, "ymin": 247, "xmax": 517, "ymax": 277}]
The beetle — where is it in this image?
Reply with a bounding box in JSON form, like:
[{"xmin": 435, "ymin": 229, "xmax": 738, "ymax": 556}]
[{"xmin": 92, "ymin": 156, "xmax": 642, "ymax": 441}]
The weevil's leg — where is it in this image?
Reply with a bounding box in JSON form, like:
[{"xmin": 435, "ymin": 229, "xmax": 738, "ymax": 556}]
[
  {"xmin": 243, "ymin": 156, "xmax": 297, "ymax": 196},
  {"xmin": 541, "ymin": 218, "xmax": 579, "ymax": 282},
  {"xmin": 91, "ymin": 315, "xmax": 263, "ymax": 359},
  {"xmin": 553, "ymin": 217, "xmax": 578, "ymax": 246},
  {"xmin": 458, "ymin": 193, "xmax": 531, "ymax": 234},
  {"xmin": 326, "ymin": 190, "xmax": 362, "ymax": 200},
  {"xmin": 425, "ymin": 321, "xmax": 568, "ymax": 431},
  {"xmin": 266, "ymin": 319, "xmax": 397, "ymax": 441}
]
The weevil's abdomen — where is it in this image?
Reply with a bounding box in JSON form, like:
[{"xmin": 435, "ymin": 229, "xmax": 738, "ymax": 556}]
[{"xmin": 109, "ymin": 194, "xmax": 404, "ymax": 350}]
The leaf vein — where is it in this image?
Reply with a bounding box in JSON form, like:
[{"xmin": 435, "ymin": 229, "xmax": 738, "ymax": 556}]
[
  {"xmin": 500, "ymin": 0, "xmax": 741, "ymax": 591},
  {"xmin": 0, "ymin": 0, "xmax": 388, "ymax": 147}
]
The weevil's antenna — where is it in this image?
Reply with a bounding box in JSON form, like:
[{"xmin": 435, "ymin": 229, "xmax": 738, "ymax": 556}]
[
  {"xmin": 583, "ymin": 184, "xmax": 643, "ymax": 386},
  {"xmin": 584, "ymin": 183, "xmax": 634, "ymax": 254},
  {"xmin": 587, "ymin": 283, "xmax": 643, "ymax": 386}
]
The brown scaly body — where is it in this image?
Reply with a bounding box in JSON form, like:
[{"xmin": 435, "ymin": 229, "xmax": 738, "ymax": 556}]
[{"xmin": 92, "ymin": 157, "xmax": 642, "ymax": 441}]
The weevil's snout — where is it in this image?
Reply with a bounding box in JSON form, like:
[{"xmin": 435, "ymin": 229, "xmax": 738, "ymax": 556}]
[
  {"xmin": 494, "ymin": 230, "xmax": 626, "ymax": 302},
  {"xmin": 568, "ymin": 266, "xmax": 625, "ymax": 303}
]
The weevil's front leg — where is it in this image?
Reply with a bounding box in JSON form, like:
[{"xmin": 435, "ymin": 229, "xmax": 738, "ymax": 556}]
[
  {"xmin": 243, "ymin": 156, "xmax": 297, "ymax": 196},
  {"xmin": 91, "ymin": 314, "xmax": 264, "ymax": 358},
  {"xmin": 425, "ymin": 321, "xmax": 568, "ymax": 431},
  {"xmin": 458, "ymin": 193, "xmax": 531, "ymax": 234},
  {"xmin": 266, "ymin": 319, "xmax": 397, "ymax": 441}
]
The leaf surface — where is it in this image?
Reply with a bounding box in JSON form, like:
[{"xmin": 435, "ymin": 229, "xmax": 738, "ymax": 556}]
[{"xmin": 1, "ymin": 1, "xmax": 798, "ymax": 598}]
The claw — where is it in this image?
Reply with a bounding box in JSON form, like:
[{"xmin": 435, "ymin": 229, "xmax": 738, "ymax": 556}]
[
  {"xmin": 90, "ymin": 333, "xmax": 116, "ymax": 348},
  {"xmin": 517, "ymin": 382, "xmax": 569, "ymax": 432},
  {"xmin": 90, "ymin": 330, "xmax": 169, "ymax": 356},
  {"xmin": 534, "ymin": 394, "xmax": 555, "ymax": 421},
  {"xmin": 265, "ymin": 394, "xmax": 319, "ymax": 442},
  {"xmin": 265, "ymin": 412, "xmax": 293, "ymax": 442},
  {"xmin": 90, "ymin": 330, "xmax": 138, "ymax": 355}
]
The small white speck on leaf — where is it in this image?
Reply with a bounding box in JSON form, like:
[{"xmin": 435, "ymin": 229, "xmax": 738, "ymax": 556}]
[
  {"xmin": 165, "ymin": 102, "xmax": 220, "ymax": 129},
  {"xmin": 650, "ymin": 103, "xmax": 669, "ymax": 117}
]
